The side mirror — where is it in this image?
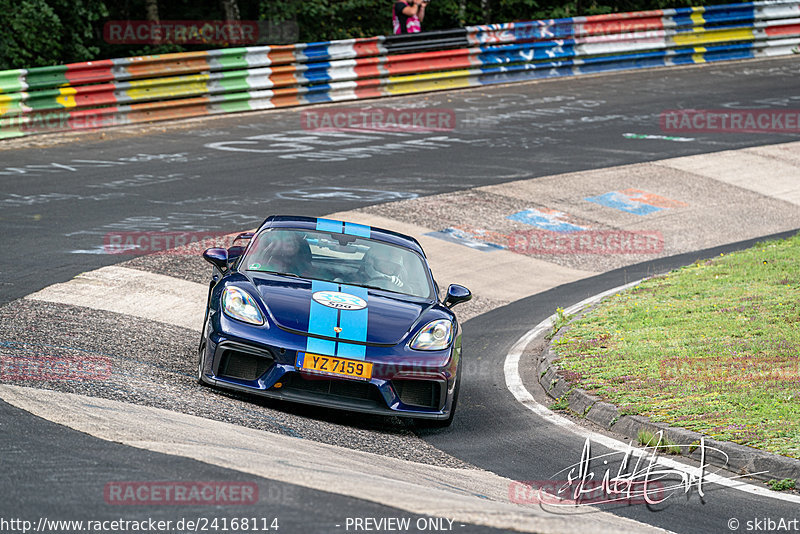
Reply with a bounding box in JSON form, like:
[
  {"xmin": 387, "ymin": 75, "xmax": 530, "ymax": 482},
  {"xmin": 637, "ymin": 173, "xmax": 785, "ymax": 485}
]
[
  {"xmin": 444, "ymin": 284, "xmax": 472, "ymax": 308},
  {"xmin": 203, "ymin": 248, "xmax": 228, "ymax": 270}
]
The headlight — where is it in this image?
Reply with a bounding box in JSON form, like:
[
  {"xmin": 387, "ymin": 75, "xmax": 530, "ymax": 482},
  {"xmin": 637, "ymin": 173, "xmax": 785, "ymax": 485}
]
[
  {"xmin": 410, "ymin": 319, "xmax": 453, "ymax": 351},
  {"xmin": 222, "ymin": 286, "xmax": 264, "ymax": 325}
]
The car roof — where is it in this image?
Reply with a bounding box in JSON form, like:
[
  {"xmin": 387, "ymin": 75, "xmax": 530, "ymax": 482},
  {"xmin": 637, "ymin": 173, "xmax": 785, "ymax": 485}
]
[{"xmin": 257, "ymin": 215, "xmax": 427, "ymax": 257}]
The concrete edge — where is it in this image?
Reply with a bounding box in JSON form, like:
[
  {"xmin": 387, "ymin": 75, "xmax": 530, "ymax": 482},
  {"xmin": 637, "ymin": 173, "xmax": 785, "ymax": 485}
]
[{"xmin": 534, "ymin": 287, "xmax": 800, "ymax": 488}]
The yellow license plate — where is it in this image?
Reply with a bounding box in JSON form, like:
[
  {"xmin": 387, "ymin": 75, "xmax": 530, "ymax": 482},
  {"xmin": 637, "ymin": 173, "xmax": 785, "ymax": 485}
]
[{"xmin": 297, "ymin": 353, "xmax": 373, "ymax": 380}]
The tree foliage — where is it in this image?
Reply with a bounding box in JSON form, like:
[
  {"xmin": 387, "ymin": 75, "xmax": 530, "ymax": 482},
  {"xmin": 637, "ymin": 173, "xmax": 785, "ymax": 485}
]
[
  {"xmin": 1, "ymin": 0, "xmax": 737, "ymax": 70},
  {"xmin": 0, "ymin": 0, "xmax": 108, "ymax": 70}
]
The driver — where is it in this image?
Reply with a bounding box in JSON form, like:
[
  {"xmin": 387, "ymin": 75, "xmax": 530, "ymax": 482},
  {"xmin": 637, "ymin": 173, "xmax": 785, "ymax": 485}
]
[
  {"xmin": 257, "ymin": 231, "xmax": 311, "ymax": 276},
  {"xmin": 360, "ymin": 246, "xmax": 406, "ymax": 290}
]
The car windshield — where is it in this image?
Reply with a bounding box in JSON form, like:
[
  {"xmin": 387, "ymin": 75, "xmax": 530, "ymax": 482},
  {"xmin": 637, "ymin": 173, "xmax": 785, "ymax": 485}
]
[{"xmin": 241, "ymin": 228, "xmax": 434, "ymax": 299}]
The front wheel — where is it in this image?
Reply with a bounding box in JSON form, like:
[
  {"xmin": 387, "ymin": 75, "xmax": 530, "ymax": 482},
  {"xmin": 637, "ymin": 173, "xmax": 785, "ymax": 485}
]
[
  {"xmin": 197, "ymin": 319, "xmax": 211, "ymax": 387},
  {"xmin": 197, "ymin": 342, "xmax": 209, "ymax": 386}
]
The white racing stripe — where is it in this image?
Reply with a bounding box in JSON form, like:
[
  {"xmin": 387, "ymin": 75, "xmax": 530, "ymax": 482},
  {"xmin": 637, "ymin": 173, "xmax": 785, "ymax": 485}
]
[
  {"xmin": 0, "ymin": 384, "xmax": 664, "ymax": 534},
  {"xmin": 504, "ymin": 280, "xmax": 800, "ymax": 505}
]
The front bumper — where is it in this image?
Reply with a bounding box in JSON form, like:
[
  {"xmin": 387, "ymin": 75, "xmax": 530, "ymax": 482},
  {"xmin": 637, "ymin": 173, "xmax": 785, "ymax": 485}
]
[{"xmin": 199, "ymin": 312, "xmax": 459, "ymax": 420}]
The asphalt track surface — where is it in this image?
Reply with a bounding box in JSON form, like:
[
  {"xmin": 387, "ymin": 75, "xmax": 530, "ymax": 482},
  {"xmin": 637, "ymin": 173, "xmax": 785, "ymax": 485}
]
[
  {"xmin": 2, "ymin": 57, "xmax": 800, "ymax": 532},
  {"xmin": 1, "ymin": 400, "xmax": 506, "ymax": 534},
  {"xmin": 2, "ymin": 57, "xmax": 800, "ymax": 307}
]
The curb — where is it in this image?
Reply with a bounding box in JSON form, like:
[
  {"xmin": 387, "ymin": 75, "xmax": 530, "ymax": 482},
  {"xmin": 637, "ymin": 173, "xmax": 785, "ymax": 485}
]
[{"xmin": 534, "ymin": 284, "xmax": 800, "ymax": 488}]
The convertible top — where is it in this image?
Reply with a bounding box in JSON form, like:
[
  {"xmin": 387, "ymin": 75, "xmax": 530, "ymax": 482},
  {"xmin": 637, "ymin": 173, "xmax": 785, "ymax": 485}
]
[{"xmin": 257, "ymin": 215, "xmax": 427, "ymax": 257}]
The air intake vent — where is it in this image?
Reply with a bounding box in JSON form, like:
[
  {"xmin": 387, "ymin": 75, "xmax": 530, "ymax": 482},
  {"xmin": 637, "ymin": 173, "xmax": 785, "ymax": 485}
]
[
  {"xmin": 393, "ymin": 380, "xmax": 441, "ymax": 410},
  {"xmin": 219, "ymin": 349, "xmax": 272, "ymax": 381},
  {"xmin": 283, "ymin": 374, "xmax": 381, "ymax": 402}
]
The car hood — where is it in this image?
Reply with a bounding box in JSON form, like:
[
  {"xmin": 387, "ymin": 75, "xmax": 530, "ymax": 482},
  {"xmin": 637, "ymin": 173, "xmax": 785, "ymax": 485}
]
[{"xmin": 249, "ymin": 275, "xmax": 434, "ymax": 346}]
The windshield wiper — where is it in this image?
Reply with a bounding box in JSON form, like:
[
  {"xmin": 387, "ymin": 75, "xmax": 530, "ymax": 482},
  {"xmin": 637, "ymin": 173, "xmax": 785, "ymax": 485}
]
[
  {"xmin": 254, "ymin": 270, "xmax": 300, "ymax": 278},
  {"xmin": 356, "ymin": 283, "xmax": 406, "ymax": 295}
]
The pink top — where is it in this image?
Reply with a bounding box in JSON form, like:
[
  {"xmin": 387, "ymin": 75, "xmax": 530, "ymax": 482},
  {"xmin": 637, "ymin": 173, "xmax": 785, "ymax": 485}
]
[{"xmin": 393, "ymin": 1, "xmax": 422, "ymax": 34}]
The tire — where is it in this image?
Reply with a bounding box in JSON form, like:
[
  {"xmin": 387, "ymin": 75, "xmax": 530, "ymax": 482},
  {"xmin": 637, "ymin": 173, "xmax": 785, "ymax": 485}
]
[
  {"xmin": 197, "ymin": 318, "xmax": 211, "ymax": 387},
  {"xmin": 197, "ymin": 341, "xmax": 209, "ymax": 386}
]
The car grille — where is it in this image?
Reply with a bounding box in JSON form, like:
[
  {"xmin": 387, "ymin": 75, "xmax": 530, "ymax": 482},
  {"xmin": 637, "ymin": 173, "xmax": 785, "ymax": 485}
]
[
  {"xmin": 393, "ymin": 380, "xmax": 442, "ymax": 410},
  {"xmin": 282, "ymin": 374, "xmax": 383, "ymax": 403},
  {"xmin": 218, "ymin": 348, "xmax": 273, "ymax": 381}
]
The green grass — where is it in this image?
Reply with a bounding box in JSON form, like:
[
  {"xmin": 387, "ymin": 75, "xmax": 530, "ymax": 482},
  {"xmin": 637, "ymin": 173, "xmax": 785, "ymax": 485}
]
[
  {"xmin": 552, "ymin": 234, "xmax": 800, "ymax": 458},
  {"xmin": 549, "ymin": 393, "xmax": 571, "ymax": 411},
  {"xmin": 766, "ymin": 478, "xmax": 796, "ymax": 492},
  {"xmin": 546, "ymin": 307, "xmax": 571, "ymax": 340},
  {"xmin": 636, "ymin": 430, "xmax": 682, "ymax": 455}
]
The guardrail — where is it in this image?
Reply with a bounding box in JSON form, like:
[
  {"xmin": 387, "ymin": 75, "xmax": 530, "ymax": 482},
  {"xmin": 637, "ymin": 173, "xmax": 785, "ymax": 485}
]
[{"xmin": 1, "ymin": 1, "xmax": 798, "ymax": 139}]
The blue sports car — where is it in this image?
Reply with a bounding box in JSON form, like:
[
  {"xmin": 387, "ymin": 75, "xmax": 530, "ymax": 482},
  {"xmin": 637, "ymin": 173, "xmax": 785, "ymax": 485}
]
[{"xmin": 198, "ymin": 215, "xmax": 472, "ymax": 426}]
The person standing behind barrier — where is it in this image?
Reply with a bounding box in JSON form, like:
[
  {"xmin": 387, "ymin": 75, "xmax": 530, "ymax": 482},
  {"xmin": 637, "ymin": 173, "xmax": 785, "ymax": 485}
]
[{"xmin": 393, "ymin": 0, "xmax": 427, "ymax": 34}]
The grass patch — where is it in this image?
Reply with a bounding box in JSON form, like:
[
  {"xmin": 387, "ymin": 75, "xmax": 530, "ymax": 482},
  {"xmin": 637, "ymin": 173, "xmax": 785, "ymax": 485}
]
[
  {"xmin": 553, "ymin": 234, "xmax": 800, "ymax": 458},
  {"xmin": 546, "ymin": 307, "xmax": 571, "ymax": 340},
  {"xmin": 766, "ymin": 478, "xmax": 796, "ymax": 492},
  {"xmin": 550, "ymin": 393, "xmax": 570, "ymax": 411},
  {"xmin": 637, "ymin": 430, "xmax": 682, "ymax": 455}
]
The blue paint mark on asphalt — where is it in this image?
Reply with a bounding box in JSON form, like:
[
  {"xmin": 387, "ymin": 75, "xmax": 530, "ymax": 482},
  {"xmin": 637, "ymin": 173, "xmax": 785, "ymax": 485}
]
[
  {"xmin": 508, "ymin": 209, "xmax": 587, "ymax": 233},
  {"xmin": 424, "ymin": 228, "xmax": 505, "ymax": 252},
  {"xmin": 585, "ymin": 192, "xmax": 663, "ymax": 216}
]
